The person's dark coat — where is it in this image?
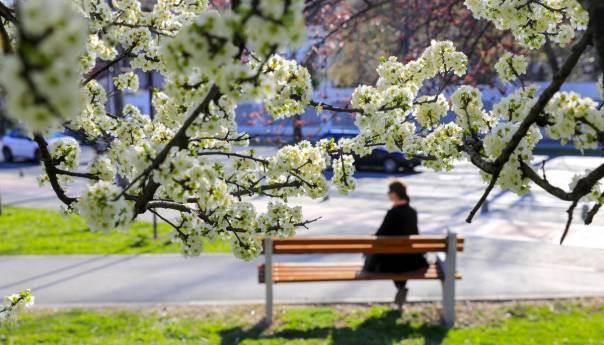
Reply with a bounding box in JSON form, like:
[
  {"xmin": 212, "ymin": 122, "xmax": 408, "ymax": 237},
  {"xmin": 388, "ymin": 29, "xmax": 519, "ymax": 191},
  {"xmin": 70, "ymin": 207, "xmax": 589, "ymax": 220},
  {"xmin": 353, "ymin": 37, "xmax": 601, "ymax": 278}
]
[{"xmin": 363, "ymin": 204, "xmax": 428, "ymax": 273}]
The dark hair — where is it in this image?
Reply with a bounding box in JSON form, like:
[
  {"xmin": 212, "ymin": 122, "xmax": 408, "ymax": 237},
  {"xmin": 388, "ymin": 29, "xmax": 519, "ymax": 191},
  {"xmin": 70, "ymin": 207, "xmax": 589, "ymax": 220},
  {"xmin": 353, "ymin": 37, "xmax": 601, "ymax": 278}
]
[{"xmin": 388, "ymin": 181, "xmax": 409, "ymax": 201}]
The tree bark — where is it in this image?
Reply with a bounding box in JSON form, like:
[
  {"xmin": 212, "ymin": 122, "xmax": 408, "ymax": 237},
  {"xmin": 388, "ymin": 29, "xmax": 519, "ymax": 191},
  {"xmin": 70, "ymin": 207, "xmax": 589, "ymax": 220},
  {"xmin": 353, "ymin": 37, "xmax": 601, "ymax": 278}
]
[{"xmin": 589, "ymin": 0, "xmax": 604, "ymax": 81}]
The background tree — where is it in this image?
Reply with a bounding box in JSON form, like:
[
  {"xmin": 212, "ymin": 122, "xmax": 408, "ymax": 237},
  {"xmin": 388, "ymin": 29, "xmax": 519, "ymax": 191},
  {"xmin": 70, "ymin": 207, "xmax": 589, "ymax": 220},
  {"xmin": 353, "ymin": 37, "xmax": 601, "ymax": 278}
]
[{"xmin": 306, "ymin": 0, "xmax": 513, "ymax": 86}]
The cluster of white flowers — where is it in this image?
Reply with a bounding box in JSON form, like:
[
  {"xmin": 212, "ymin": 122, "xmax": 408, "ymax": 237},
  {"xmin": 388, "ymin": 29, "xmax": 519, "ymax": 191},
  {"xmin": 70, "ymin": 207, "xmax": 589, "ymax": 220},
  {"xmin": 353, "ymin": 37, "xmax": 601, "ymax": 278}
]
[
  {"xmin": 103, "ymin": 107, "xmax": 164, "ymax": 179},
  {"xmin": 0, "ymin": 0, "xmax": 87, "ymax": 133},
  {"xmin": 154, "ymin": 149, "xmax": 224, "ymax": 204},
  {"xmin": 374, "ymin": 40, "xmax": 467, "ymax": 93},
  {"xmin": 332, "ymin": 154, "xmax": 357, "ymax": 195},
  {"xmin": 483, "ymin": 122, "xmax": 542, "ymax": 194},
  {"xmin": 353, "ymin": 40, "xmax": 466, "ymax": 116},
  {"xmin": 266, "ymin": 141, "xmax": 329, "ymax": 199},
  {"xmin": 78, "ymin": 0, "xmax": 207, "ymax": 73},
  {"xmin": 257, "ymin": 201, "xmax": 304, "ymax": 238},
  {"xmin": 172, "ymin": 212, "xmax": 215, "ymax": 257},
  {"xmin": 465, "ymin": 0, "xmax": 588, "ymax": 48},
  {"xmin": 61, "ymin": 0, "xmax": 316, "ymax": 260},
  {"xmin": 450, "ymin": 86, "xmax": 494, "ymax": 134},
  {"xmin": 570, "ymin": 171, "xmax": 603, "ymax": 203},
  {"xmin": 413, "ymin": 95, "xmax": 449, "ymax": 129},
  {"xmin": 88, "ymin": 156, "xmax": 117, "ymax": 182},
  {"xmin": 347, "ymin": 41, "xmax": 469, "ymax": 172},
  {"xmin": 38, "ymin": 137, "xmax": 81, "ymax": 187},
  {"xmin": 0, "ymin": 289, "xmax": 34, "ymax": 325},
  {"xmin": 161, "ymin": 0, "xmax": 306, "ymax": 98},
  {"xmin": 114, "ymin": 72, "xmax": 140, "ymax": 92},
  {"xmin": 231, "ymin": 231, "xmax": 264, "ymax": 260},
  {"xmin": 238, "ymin": 0, "xmax": 306, "ymax": 57},
  {"xmin": 50, "ymin": 138, "xmax": 81, "ymax": 171},
  {"xmin": 545, "ymin": 92, "xmax": 604, "ymax": 150},
  {"xmin": 73, "ymin": 80, "xmax": 117, "ymax": 139},
  {"xmin": 421, "ymin": 123, "xmax": 464, "ymax": 171},
  {"xmin": 76, "ymin": 181, "xmax": 134, "ymax": 232},
  {"xmin": 494, "ymin": 52, "xmax": 528, "ymax": 83},
  {"xmin": 491, "ymin": 85, "xmax": 539, "ymax": 122},
  {"xmin": 161, "ymin": 10, "xmax": 239, "ymax": 80},
  {"xmin": 261, "ymin": 55, "xmax": 312, "ymax": 118}
]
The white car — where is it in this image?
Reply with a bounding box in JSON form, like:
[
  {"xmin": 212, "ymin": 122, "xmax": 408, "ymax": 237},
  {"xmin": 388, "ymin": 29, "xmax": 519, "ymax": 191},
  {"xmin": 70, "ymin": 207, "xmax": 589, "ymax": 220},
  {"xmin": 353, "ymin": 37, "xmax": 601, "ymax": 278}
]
[{"xmin": 1, "ymin": 129, "xmax": 71, "ymax": 162}]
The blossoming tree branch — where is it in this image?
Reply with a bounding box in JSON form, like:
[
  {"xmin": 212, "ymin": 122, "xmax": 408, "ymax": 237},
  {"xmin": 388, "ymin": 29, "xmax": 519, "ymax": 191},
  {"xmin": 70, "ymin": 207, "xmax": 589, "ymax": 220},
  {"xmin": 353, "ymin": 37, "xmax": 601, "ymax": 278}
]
[{"xmin": 0, "ymin": 0, "xmax": 603, "ymax": 262}]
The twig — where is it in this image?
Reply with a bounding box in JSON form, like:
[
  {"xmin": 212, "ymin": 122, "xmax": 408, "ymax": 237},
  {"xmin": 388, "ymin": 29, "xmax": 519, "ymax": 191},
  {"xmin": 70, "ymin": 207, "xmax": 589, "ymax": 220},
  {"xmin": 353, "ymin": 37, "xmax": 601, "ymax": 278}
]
[
  {"xmin": 560, "ymin": 199, "xmax": 578, "ymax": 244},
  {"xmin": 466, "ymin": 170, "xmax": 499, "ymax": 223}
]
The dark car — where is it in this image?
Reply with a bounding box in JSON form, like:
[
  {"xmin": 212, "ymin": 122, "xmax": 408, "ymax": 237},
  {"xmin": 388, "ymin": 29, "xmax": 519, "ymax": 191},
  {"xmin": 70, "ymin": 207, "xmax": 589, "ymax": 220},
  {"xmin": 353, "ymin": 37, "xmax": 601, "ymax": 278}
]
[{"xmin": 319, "ymin": 129, "xmax": 420, "ymax": 173}]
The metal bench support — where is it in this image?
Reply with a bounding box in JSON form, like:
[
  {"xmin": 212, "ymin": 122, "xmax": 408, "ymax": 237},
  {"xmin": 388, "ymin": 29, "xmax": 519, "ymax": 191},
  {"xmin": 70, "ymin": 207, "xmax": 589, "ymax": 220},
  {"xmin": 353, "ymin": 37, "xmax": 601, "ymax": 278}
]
[
  {"xmin": 442, "ymin": 230, "xmax": 457, "ymax": 328},
  {"xmin": 264, "ymin": 238, "xmax": 274, "ymax": 325}
]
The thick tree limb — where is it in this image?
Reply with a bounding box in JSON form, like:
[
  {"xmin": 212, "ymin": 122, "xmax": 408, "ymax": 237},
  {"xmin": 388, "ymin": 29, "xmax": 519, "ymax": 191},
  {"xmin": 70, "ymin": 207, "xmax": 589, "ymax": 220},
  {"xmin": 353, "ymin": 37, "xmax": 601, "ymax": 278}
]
[
  {"xmin": 493, "ymin": 28, "xmax": 592, "ymax": 169},
  {"xmin": 543, "ymin": 39, "xmax": 560, "ymax": 74},
  {"xmin": 0, "ymin": 2, "xmax": 16, "ymax": 23},
  {"xmin": 125, "ymin": 85, "xmax": 221, "ymax": 214},
  {"xmin": 585, "ymin": 201, "xmax": 602, "ymax": 225},
  {"xmin": 588, "ymin": 0, "xmax": 604, "ymax": 83},
  {"xmin": 33, "ymin": 134, "xmax": 77, "ymax": 206},
  {"xmin": 464, "ymin": 28, "xmax": 593, "ymax": 223},
  {"xmin": 0, "ymin": 19, "xmax": 12, "ymax": 54}
]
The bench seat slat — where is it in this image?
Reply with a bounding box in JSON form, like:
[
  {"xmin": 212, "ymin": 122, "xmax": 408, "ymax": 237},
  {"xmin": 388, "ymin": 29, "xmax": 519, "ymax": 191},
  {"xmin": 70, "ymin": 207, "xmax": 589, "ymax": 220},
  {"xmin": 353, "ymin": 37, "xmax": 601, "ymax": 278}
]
[
  {"xmin": 271, "ymin": 236, "xmax": 464, "ymax": 254},
  {"xmin": 258, "ymin": 263, "xmax": 461, "ymax": 283},
  {"xmin": 274, "ymin": 235, "xmax": 461, "ymax": 243}
]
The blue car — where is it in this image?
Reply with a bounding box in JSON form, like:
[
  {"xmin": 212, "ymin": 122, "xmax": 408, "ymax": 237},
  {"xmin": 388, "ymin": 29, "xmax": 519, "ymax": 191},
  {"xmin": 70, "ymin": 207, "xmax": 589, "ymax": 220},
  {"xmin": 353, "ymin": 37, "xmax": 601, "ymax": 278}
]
[{"xmin": 319, "ymin": 129, "xmax": 420, "ymax": 173}]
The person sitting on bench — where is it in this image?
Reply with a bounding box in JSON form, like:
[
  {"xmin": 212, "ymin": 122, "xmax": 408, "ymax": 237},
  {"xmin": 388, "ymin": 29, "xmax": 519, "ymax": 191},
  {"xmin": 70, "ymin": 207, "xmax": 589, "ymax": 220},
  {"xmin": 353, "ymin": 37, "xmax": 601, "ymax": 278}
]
[{"xmin": 363, "ymin": 180, "xmax": 429, "ymax": 308}]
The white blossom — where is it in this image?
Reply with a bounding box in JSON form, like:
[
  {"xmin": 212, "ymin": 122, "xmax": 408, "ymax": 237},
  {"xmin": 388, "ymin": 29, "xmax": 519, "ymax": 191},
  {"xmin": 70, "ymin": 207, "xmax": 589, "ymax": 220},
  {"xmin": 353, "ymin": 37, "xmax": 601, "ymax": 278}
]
[
  {"xmin": 1, "ymin": 289, "xmax": 34, "ymax": 324},
  {"xmin": 0, "ymin": 0, "xmax": 87, "ymax": 133},
  {"xmin": 495, "ymin": 52, "xmax": 528, "ymax": 83},
  {"xmin": 261, "ymin": 55, "xmax": 312, "ymax": 118},
  {"xmin": 570, "ymin": 171, "xmax": 603, "ymax": 203},
  {"xmin": 76, "ymin": 181, "xmax": 134, "ymax": 232},
  {"xmin": 114, "ymin": 72, "xmax": 140, "ymax": 92},
  {"xmin": 545, "ymin": 92, "xmax": 604, "ymax": 150},
  {"xmin": 464, "ymin": 0, "xmax": 588, "ymax": 49},
  {"xmin": 413, "ymin": 95, "xmax": 449, "ymax": 129},
  {"xmin": 451, "ymin": 86, "xmax": 494, "ymax": 134}
]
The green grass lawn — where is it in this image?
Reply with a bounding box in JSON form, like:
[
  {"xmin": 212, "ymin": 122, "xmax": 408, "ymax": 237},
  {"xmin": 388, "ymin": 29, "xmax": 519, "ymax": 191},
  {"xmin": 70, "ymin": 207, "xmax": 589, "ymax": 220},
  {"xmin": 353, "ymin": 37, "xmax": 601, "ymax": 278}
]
[
  {"xmin": 1, "ymin": 300, "xmax": 603, "ymax": 344},
  {"xmin": 0, "ymin": 207, "xmax": 230, "ymax": 255}
]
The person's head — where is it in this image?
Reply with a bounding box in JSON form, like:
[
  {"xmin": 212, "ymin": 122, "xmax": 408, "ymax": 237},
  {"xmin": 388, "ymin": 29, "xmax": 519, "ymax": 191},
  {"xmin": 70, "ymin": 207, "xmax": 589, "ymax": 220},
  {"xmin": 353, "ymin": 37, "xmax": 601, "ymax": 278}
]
[{"xmin": 388, "ymin": 180, "xmax": 409, "ymax": 206}]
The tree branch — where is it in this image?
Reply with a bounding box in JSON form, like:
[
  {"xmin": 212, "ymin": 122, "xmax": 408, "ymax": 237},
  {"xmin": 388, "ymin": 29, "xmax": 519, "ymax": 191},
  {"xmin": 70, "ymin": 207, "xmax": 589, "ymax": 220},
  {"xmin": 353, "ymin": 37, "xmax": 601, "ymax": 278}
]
[
  {"xmin": 82, "ymin": 45, "xmax": 135, "ymax": 85},
  {"xmin": 560, "ymin": 199, "xmax": 578, "ymax": 244},
  {"xmin": 585, "ymin": 200, "xmax": 602, "ymax": 225},
  {"xmin": 33, "ymin": 134, "xmax": 77, "ymax": 206},
  {"xmin": 494, "ymin": 28, "xmax": 592, "ymax": 169},
  {"xmin": 124, "ymin": 85, "xmax": 221, "ymax": 214},
  {"xmin": 464, "ymin": 27, "xmax": 593, "ymax": 223}
]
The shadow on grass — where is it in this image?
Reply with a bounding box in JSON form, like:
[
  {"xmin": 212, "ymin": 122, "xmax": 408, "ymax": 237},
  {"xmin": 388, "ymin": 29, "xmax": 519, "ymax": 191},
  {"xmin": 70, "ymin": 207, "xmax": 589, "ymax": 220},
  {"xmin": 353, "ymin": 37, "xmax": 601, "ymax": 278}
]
[{"xmin": 219, "ymin": 310, "xmax": 448, "ymax": 345}]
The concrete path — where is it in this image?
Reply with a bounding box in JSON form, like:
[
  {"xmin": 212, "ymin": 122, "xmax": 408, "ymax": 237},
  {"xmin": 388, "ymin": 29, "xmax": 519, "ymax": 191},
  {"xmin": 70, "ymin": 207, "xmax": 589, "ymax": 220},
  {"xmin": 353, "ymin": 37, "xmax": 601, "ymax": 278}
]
[{"xmin": 2, "ymin": 237, "xmax": 604, "ymax": 306}]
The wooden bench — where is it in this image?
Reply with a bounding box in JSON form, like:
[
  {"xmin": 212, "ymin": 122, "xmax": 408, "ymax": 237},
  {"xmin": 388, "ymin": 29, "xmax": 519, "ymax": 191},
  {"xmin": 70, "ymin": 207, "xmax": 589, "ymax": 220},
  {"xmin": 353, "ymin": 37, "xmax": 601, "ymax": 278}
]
[{"xmin": 258, "ymin": 231, "xmax": 464, "ymax": 327}]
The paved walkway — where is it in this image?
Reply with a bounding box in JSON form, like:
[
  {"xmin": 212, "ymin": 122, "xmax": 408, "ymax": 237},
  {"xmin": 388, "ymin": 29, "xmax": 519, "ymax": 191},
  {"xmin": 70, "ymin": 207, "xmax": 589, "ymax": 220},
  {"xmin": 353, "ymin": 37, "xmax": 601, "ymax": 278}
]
[{"xmin": 2, "ymin": 237, "xmax": 604, "ymax": 306}]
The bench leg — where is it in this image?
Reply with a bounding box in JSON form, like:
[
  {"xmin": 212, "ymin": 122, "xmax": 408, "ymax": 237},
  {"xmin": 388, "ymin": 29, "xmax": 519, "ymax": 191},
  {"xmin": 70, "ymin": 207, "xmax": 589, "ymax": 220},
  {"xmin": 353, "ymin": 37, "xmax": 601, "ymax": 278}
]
[
  {"xmin": 264, "ymin": 238, "xmax": 273, "ymax": 325},
  {"xmin": 442, "ymin": 231, "xmax": 456, "ymax": 328}
]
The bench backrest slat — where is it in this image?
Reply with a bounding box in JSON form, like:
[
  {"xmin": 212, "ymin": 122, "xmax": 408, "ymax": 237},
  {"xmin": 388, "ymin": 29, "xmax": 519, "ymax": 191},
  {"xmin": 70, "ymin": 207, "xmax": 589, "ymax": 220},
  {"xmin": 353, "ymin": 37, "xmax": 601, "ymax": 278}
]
[{"xmin": 271, "ymin": 235, "xmax": 464, "ymax": 254}]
